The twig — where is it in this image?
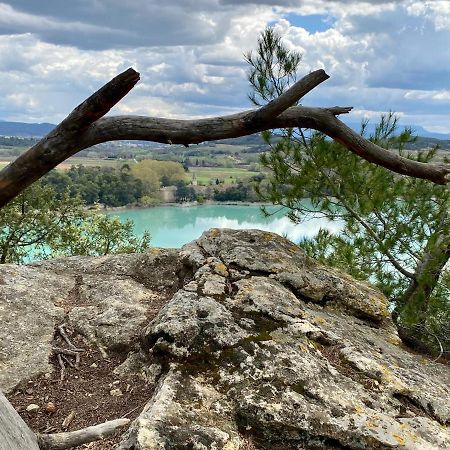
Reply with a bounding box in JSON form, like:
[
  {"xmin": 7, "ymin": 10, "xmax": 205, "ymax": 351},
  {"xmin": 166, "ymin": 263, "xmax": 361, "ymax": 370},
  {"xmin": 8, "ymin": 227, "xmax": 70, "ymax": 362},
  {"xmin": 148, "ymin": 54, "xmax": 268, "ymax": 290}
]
[
  {"xmin": 58, "ymin": 324, "xmax": 77, "ymax": 349},
  {"xmin": 422, "ymin": 324, "xmax": 444, "ymax": 363},
  {"xmin": 37, "ymin": 418, "xmax": 130, "ymax": 450},
  {"xmin": 56, "ymin": 354, "xmax": 65, "ymax": 381},
  {"xmin": 53, "ymin": 325, "xmax": 85, "ymax": 375},
  {"xmin": 62, "ymin": 411, "xmax": 75, "ymax": 430},
  {"xmin": 60, "ymin": 354, "xmax": 76, "ymax": 369},
  {"xmin": 52, "ymin": 347, "xmax": 84, "ymax": 356},
  {"xmin": 75, "ymin": 352, "xmax": 81, "ymax": 370},
  {"xmin": 120, "ymin": 405, "xmax": 140, "ymax": 419}
]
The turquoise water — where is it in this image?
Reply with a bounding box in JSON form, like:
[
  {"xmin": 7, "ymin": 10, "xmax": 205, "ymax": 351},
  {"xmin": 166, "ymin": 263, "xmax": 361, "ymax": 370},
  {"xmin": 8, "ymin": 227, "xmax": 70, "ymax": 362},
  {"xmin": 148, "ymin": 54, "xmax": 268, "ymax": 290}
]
[{"xmin": 107, "ymin": 204, "xmax": 342, "ymax": 248}]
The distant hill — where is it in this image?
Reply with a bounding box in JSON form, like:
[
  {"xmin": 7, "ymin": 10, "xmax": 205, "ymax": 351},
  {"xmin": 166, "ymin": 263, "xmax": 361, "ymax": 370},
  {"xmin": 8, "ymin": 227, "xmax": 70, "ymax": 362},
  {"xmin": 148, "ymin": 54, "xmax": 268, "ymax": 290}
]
[
  {"xmin": 0, "ymin": 120, "xmax": 55, "ymax": 137},
  {"xmin": 342, "ymin": 120, "xmax": 450, "ymax": 140},
  {"xmin": 0, "ymin": 119, "xmax": 448, "ymax": 144}
]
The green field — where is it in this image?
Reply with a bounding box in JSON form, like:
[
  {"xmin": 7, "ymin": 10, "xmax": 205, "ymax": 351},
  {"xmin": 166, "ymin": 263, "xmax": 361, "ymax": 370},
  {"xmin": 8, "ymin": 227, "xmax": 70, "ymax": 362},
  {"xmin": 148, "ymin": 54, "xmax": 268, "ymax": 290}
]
[
  {"xmin": 0, "ymin": 159, "xmax": 260, "ymax": 187},
  {"xmin": 0, "ymin": 157, "xmax": 134, "ymax": 171},
  {"xmin": 189, "ymin": 167, "xmax": 260, "ymax": 185}
]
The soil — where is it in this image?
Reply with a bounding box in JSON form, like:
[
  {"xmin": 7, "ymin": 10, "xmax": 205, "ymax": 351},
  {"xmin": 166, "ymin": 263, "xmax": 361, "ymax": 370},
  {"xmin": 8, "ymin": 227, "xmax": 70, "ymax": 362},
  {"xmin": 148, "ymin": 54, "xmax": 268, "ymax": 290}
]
[{"xmin": 7, "ymin": 332, "xmax": 156, "ymax": 449}]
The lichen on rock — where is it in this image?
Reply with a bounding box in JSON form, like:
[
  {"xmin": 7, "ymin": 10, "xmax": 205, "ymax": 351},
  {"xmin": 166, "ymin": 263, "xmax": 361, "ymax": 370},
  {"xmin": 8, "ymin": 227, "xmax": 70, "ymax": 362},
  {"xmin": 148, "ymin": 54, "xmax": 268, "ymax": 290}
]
[{"xmin": 0, "ymin": 228, "xmax": 449, "ymax": 449}]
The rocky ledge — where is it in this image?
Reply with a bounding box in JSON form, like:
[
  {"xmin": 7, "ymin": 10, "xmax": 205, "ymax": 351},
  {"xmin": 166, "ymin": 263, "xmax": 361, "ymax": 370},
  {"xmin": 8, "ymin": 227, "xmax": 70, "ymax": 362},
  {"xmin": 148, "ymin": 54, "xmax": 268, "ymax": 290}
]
[{"xmin": 0, "ymin": 229, "xmax": 449, "ymax": 449}]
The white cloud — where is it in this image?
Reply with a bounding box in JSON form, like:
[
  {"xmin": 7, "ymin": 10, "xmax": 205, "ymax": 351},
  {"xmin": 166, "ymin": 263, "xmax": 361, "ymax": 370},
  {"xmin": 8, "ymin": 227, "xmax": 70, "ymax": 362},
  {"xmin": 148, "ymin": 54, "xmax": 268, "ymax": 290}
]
[{"xmin": 0, "ymin": 0, "xmax": 448, "ymax": 134}]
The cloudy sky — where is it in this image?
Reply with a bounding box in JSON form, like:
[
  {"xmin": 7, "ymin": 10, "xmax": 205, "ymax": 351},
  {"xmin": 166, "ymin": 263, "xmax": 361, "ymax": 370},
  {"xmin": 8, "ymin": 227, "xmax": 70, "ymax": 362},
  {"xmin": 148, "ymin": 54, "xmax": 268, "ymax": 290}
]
[{"xmin": 0, "ymin": 0, "xmax": 449, "ymax": 134}]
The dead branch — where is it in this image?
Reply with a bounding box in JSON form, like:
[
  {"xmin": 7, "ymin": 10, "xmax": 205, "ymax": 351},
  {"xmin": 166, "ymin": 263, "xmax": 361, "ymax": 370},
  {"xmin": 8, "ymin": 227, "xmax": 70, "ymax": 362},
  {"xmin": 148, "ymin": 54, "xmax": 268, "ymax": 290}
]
[
  {"xmin": 0, "ymin": 67, "xmax": 449, "ymax": 208},
  {"xmin": 52, "ymin": 347, "xmax": 84, "ymax": 355},
  {"xmin": 56, "ymin": 354, "xmax": 65, "ymax": 381},
  {"xmin": 37, "ymin": 418, "xmax": 130, "ymax": 450},
  {"xmin": 0, "ymin": 68, "xmax": 139, "ymax": 207},
  {"xmin": 53, "ymin": 325, "xmax": 85, "ymax": 378},
  {"xmin": 57, "ymin": 324, "xmax": 77, "ymax": 350}
]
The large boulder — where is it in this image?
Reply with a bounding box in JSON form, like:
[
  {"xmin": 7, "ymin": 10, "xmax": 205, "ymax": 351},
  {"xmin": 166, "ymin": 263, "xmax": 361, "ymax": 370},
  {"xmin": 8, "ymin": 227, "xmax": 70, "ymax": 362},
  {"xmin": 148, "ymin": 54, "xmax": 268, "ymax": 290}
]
[
  {"xmin": 0, "ymin": 250, "xmax": 177, "ymax": 393},
  {"xmin": 120, "ymin": 229, "xmax": 450, "ymax": 450},
  {"xmin": 0, "ymin": 265, "xmax": 67, "ymax": 393},
  {"xmin": 0, "ymin": 229, "xmax": 448, "ymax": 449}
]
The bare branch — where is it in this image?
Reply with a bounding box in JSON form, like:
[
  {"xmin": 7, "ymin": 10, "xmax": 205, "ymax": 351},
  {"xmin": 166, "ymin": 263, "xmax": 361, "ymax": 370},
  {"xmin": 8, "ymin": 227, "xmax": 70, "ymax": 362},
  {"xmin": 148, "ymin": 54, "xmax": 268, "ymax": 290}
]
[
  {"xmin": 79, "ymin": 107, "xmax": 450, "ymax": 185},
  {"xmin": 0, "ymin": 68, "xmax": 140, "ymax": 207},
  {"xmin": 0, "ymin": 67, "xmax": 449, "ymax": 208},
  {"xmin": 37, "ymin": 418, "xmax": 130, "ymax": 450},
  {"xmin": 247, "ymin": 69, "xmax": 329, "ymax": 123}
]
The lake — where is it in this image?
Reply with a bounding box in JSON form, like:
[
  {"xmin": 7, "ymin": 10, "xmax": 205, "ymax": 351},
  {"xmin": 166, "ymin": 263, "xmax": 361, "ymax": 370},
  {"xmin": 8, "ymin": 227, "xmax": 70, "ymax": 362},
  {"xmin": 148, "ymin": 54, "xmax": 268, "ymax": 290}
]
[{"xmin": 107, "ymin": 204, "xmax": 342, "ymax": 248}]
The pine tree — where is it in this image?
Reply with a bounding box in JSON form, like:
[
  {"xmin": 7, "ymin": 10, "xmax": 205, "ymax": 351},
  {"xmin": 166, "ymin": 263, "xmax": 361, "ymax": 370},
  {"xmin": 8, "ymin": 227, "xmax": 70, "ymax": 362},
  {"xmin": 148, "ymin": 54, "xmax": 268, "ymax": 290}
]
[{"xmin": 248, "ymin": 28, "xmax": 450, "ymax": 353}]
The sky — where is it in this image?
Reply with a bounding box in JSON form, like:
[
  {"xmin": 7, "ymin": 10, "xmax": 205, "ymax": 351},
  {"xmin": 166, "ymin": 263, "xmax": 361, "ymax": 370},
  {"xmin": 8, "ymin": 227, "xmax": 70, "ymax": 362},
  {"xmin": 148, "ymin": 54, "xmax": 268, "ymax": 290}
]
[{"xmin": 0, "ymin": 0, "xmax": 449, "ymax": 135}]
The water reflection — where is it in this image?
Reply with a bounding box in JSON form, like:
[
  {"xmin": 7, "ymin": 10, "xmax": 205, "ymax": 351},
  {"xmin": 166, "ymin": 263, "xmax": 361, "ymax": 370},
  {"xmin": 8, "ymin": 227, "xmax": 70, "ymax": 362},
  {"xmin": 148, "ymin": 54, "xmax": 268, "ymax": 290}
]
[{"xmin": 108, "ymin": 204, "xmax": 343, "ymax": 248}]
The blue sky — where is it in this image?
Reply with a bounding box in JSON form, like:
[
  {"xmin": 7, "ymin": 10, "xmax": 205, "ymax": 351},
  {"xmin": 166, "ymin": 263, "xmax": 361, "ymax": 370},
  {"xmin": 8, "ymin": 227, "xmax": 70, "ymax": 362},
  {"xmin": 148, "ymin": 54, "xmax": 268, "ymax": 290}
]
[{"xmin": 0, "ymin": 0, "xmax": 449, "ymax": 135}]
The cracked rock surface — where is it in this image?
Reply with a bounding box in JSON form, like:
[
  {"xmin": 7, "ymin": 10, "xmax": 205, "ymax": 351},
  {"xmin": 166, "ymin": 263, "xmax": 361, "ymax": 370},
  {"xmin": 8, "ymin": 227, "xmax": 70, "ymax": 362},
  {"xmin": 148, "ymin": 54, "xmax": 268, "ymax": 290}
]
[
  {"xmin": 0, "ymin": 250, "xmax": 177, "ymax": 392},
  {"xmin": 0, "ymin": 228, "xmax": 449, "ymax": 449},
  {"xmin": 122, "ymin": 229, "xmax": 450, "ymax": 450}
]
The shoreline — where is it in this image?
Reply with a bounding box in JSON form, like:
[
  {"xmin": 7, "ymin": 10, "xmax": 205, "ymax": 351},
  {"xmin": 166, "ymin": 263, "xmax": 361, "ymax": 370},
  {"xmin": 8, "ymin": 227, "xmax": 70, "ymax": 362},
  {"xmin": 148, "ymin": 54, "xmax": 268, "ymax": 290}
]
[{"xmin": 99, "ymin": 200, "xmax": 270, "ymax": 212}]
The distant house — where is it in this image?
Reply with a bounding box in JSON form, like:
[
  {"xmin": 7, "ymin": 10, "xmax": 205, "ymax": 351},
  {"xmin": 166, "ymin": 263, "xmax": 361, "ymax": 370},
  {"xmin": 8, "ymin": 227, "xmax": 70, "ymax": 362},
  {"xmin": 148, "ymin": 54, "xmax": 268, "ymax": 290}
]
[{"xmin": 160, "ymin": 186, "xmax": 177, "ymax": 203}]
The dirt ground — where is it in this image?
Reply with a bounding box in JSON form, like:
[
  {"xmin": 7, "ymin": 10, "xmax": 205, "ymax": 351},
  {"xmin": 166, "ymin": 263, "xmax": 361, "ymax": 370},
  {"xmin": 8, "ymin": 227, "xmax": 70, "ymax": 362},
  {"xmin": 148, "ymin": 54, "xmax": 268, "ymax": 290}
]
[{"xmin": 7, "ymin": 331, "xmax": 154, "ymax": 449}]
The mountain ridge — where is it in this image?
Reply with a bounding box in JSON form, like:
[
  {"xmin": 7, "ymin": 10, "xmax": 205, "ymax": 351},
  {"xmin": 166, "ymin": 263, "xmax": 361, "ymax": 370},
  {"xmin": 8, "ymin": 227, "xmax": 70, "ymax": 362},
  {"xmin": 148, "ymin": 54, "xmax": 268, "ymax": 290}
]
[{"xmin": 0, "ymin": 119, "xmax": 448, "ymax": 141}]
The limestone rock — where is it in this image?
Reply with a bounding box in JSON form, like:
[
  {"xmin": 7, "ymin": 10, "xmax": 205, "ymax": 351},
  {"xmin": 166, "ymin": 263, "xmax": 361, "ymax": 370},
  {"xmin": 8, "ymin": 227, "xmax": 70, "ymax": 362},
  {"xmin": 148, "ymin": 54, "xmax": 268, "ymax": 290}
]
[
  {"xmin": 0, "ymin": 251, "xmax": 172, "ymax": 393},
  {"xmin": 0, "ymin": 229, "xmax": 449, "ymax": 450},
  {"xmin": 66, "ymin": 274, "xmax": 160, "ymax": 352},
  {"xmin": 0, "ymin": 265, "xmax": 67, "ymax": 393},
  {"xmin": 120, "ymin": 229, "xmax": 449, "ymax": 450},
  {"xmin": 195, "ymin": 228, "xmax": 389, "ymax": 322}
]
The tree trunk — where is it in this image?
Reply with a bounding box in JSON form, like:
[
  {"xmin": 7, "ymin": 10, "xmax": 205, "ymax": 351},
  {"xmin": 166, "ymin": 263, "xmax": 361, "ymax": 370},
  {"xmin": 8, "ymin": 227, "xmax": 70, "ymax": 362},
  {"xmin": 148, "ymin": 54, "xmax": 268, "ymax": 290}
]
[
  {"xmin": 0, "ymin": 390, "xmax": 40, "ymax": 450},
  {"xmin": 396, "ymin": 232, "xmax": 450, "ymax": 325}
]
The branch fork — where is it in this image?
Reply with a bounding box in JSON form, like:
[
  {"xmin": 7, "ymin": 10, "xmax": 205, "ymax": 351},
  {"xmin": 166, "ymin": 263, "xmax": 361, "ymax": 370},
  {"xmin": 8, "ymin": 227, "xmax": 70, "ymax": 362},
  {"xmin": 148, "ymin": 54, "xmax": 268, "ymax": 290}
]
[{"xmin": 0, "ymin": 67, "xmax": 449, "ymax": 208}]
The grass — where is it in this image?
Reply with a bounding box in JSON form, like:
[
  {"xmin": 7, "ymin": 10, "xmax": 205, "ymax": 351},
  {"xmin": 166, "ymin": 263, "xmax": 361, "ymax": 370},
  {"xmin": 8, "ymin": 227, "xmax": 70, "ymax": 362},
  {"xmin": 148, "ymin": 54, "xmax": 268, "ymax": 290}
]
[
  {"xmin": 0, "ymin": 157, "xmax": 134, "ymax": 171},
  {"xmin": 189, "ymin": 167, "xmax": 260, "ymax": 185},
  {"xmin": 56, "ymin": 158, "xmax": 134, "ymax": 170}
]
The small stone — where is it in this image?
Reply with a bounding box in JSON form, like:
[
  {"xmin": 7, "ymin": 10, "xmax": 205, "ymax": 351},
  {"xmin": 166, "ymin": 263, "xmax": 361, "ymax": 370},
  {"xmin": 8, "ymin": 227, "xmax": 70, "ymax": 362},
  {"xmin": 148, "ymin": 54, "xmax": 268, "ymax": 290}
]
[
  {"xmin": 90, "ymin": 363, "xmax": 98, "ymax": 368},
  {"xmin": 25, "ymin": 388, "xmax": 34, "ymax": 395},
  {"xmin": 110, "ymin": 388, "xmax": 123, "ymax": 397},
  {"xmin": 44, "ymin": 373, "xmax": 51, "ymax": 379},
  {"xmin": 45, "ymin": 402, "xmax": 57, "ymax": 414},
  {"xmin": 26, "ymin": 403, "xmax": 40, "ymax": 413}
]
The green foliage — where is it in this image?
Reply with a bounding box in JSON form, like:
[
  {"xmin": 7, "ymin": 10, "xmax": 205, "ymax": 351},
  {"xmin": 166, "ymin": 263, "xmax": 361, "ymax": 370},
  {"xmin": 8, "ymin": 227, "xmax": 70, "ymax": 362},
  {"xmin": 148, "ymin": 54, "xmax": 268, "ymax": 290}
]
[
  {"xmin": 175, "ymin": 180, "xmax": 196, "ymax": 203},
  {"xmin": 132, "ymin": 159, "xmax": 185, "ymax": 190},
  {"xmin": 0, "ymin": 181, "xmax": 150, "ymax": 264},
  {"xmin": 49, "ymin": 214, "xmax": 150, "ymax": 257},
  {"xmin": 248, "ymin": 27, "xmax": 450, "ymax": 352},
  {"xmin": 43, "ymin": 165, "xmax": 145, "ymax": 206},
  {"xmin": 245, "ymin": 27, "xmax": 302, "ymax": 105},
  {"xmin": 213, "ymin": 182, "xmax": 257, "ymax": 202},
  {"xmin": 42, "ymin": 160, "xmax": 187, "ymax": 207}
]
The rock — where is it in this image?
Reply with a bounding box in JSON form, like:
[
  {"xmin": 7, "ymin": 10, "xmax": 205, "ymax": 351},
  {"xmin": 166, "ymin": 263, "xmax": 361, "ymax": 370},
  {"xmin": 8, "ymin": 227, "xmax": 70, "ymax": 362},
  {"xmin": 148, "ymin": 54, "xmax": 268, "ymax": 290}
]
[
  {"xmin": 0, "ymin": 251, "xmax": 172, "ymax": 394},
  {"xmin": 66, "ymin": 274, "xmax": 160, "ymax": 352},
  {"xmin": 31, "ymin": 249, "xmax": 183, "ymax": 293},
  {"xmin": 26, "ymin": 404, "xmax": 40, "ymax": 413},
  {"xmin": 195, "ymin": 228, "xmax": 390, "ymax": 322},
  {"xmin": 0, "ymin": 265, "xmax": 67, "ymax": 393},
  {"xmin": 110, "ymin": 388, "xmax": 123, "ymax": 397},
  {"xmin": 45, "ymin": 402, "xmax": 57, "ymax": 414},
  {"xmin": 120, "ymin": 229, "xmax": 449, "ymax": 450},
  {"xmin": 143, "ymin": 290, "xmax": 249, "ymax": 358},
  {"xmin": 0, "ymin": 229, "xmax": 449, "ymax": 450}
]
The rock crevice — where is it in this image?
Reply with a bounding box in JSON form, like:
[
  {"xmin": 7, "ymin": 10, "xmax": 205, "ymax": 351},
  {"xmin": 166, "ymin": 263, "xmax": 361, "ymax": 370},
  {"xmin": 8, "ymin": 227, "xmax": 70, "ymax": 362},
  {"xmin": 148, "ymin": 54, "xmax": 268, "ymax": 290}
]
[{"xmin": 0, "ymin": 228, "xmax": 448, "ymax": 449}]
